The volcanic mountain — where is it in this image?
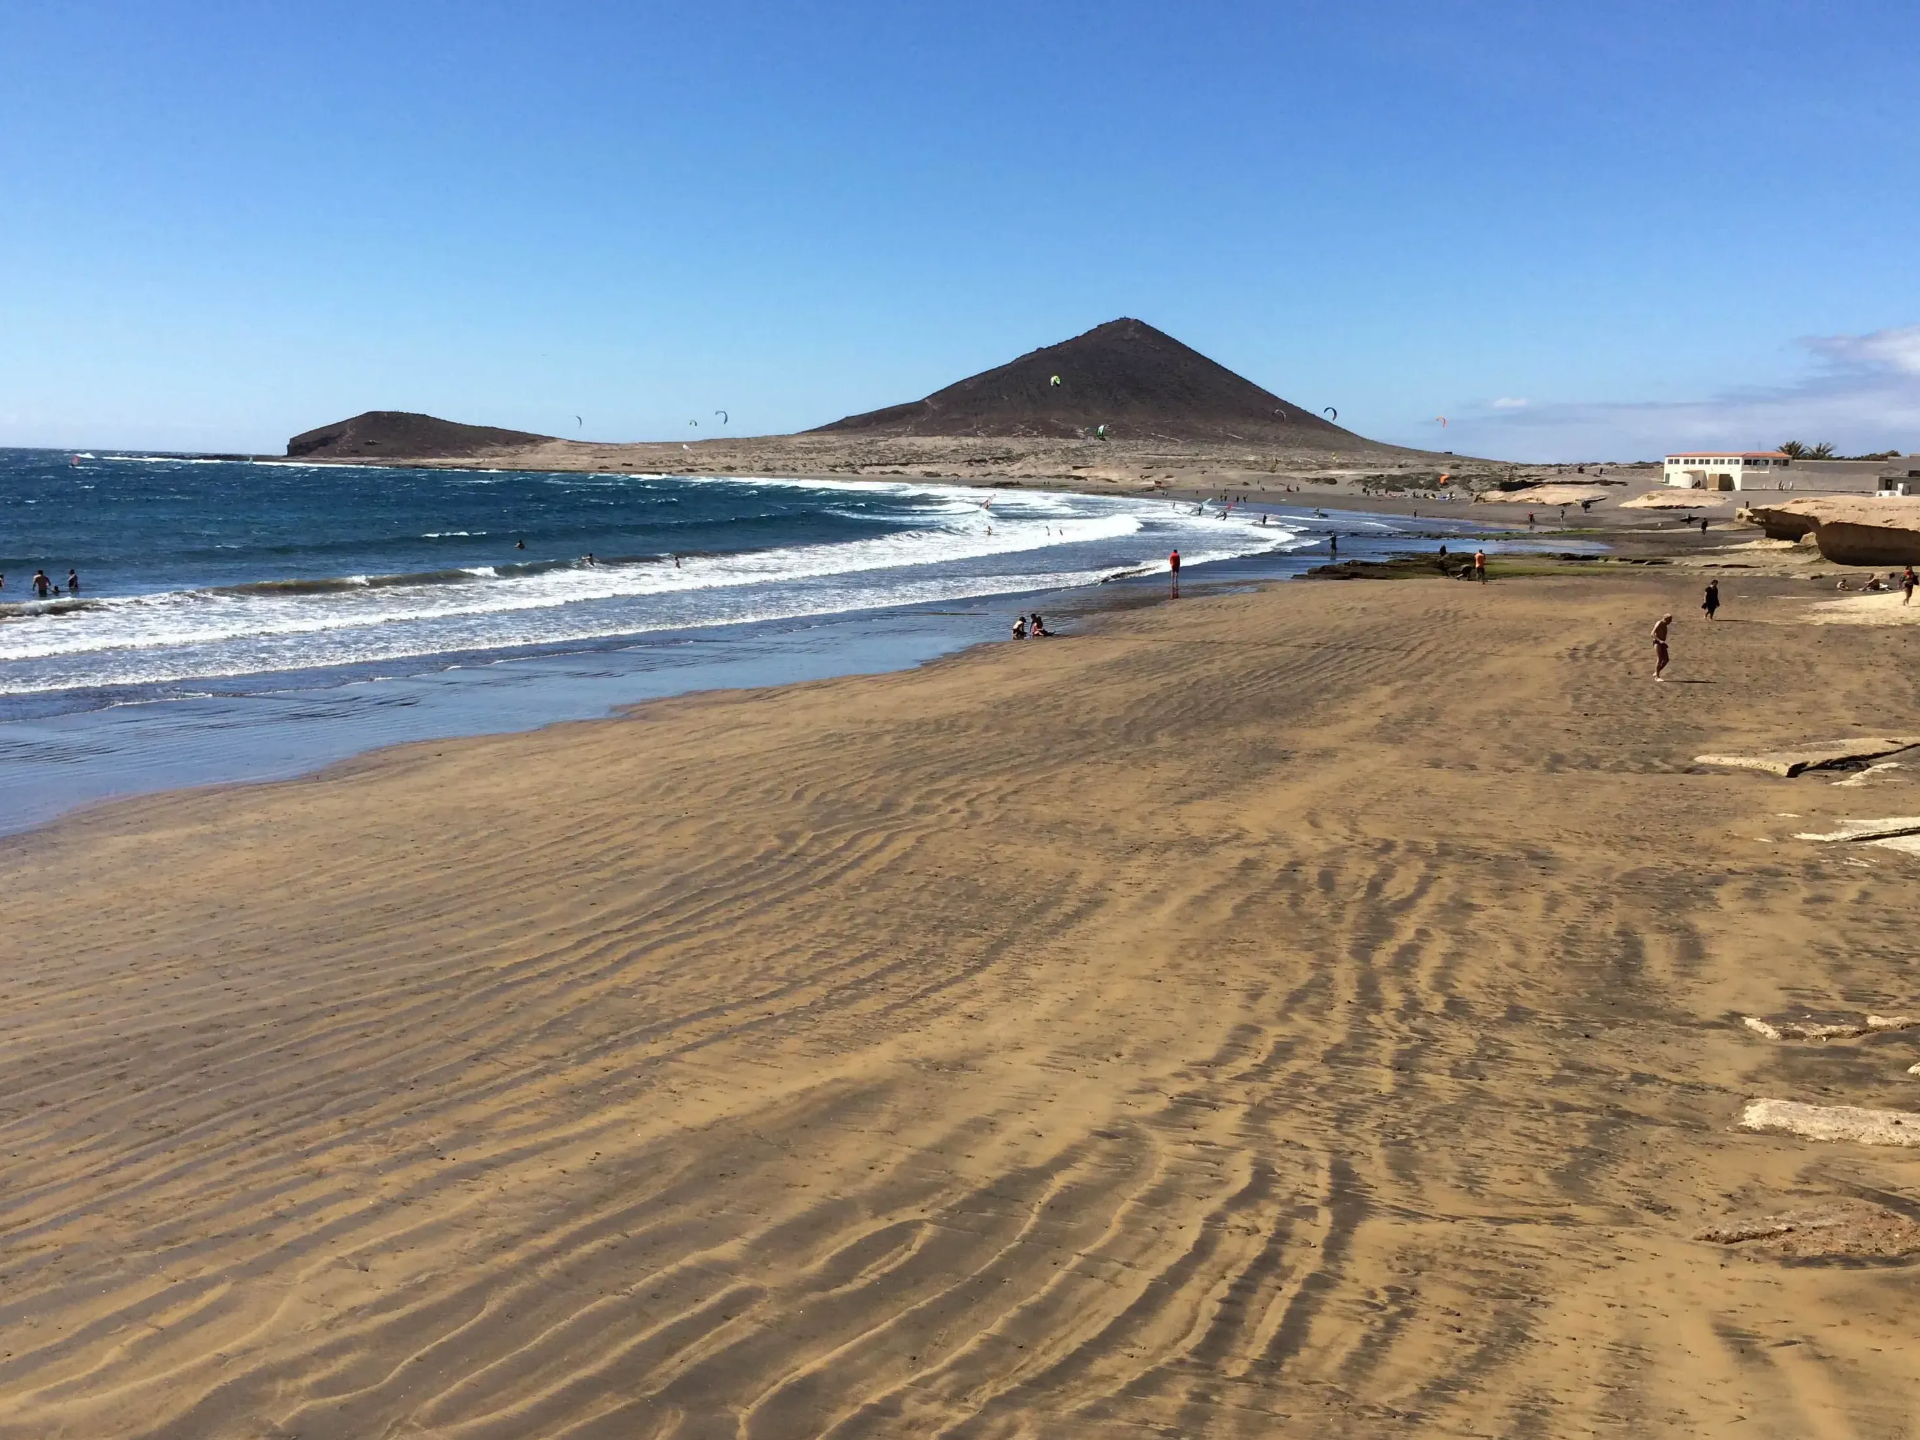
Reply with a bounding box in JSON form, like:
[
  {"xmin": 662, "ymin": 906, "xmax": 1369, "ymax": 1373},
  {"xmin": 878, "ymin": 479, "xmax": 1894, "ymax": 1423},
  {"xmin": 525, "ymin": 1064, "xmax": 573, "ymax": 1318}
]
[
  {"xmin": 287, "ymin": 411, "xmax": 553, "ymax": 460},
  {"xmin": 810, "ymin": 318, "xmax": 1354, "ymax": 445}
]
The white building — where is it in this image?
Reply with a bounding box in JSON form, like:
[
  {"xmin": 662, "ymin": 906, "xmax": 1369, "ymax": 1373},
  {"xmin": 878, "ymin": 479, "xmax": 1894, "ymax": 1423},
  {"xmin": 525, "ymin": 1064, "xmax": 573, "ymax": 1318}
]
[{"xmin": 1662, "ymin": 452, "xmax": 1788, "ymax": 490}]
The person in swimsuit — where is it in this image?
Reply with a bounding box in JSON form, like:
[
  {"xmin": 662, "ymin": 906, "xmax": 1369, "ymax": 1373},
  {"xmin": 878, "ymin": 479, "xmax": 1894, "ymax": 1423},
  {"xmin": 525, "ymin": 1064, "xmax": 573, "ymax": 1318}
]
[
  {"xmin": 1652, "ymin": 614, "xmax": 1673, "ymax": 680},
  {"xmin": 66, "ymin": 570, "xmax": 79, "ymax": 594},
  {"xmin": 1011, "ymin": 615, "xmax": 1027, "ymax": 640},
  {"xmin": 1903, "ymin": 566, "xmax": 1916, "ymax": 605},
  {"xmin": 32, "ymin": 570, "xmax": 52, "ymax": 598}
]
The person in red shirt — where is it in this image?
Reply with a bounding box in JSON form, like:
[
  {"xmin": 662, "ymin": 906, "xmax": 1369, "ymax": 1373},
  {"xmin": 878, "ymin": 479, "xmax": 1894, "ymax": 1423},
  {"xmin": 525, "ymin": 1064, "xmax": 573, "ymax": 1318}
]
[{"xmin": 1169, "ymin": 549, "xmax": 1181, "ymax": 576}]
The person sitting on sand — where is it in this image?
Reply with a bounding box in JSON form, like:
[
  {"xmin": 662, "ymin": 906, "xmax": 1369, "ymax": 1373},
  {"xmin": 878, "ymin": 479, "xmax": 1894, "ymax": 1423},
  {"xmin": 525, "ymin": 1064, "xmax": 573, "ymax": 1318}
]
[
  {"xmin": 1011, "ymin": 615, "xmax": 1027, "ymax": 640},
  {"xmin": 1652, "ymin": 614, "xmax": 1672, "ymax": 680},
  {"xmin": 1029, "ymin": 612, "xmax": 1052, "ymax": 637},
  {"xmin": 1702, "ymin": 580, "xmax": 1719, "ymax": 620},
  {"xmin": 1865, "ymin": 575, "xmax": 1885, "ymax": 592}
]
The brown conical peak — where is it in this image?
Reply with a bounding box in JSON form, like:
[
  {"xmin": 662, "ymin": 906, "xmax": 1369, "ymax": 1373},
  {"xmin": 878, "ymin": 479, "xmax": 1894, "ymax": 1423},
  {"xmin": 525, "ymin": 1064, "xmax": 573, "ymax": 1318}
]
[{"xmin": 809, "ymin": 318, "xmax": 1353, "ymax": 444}]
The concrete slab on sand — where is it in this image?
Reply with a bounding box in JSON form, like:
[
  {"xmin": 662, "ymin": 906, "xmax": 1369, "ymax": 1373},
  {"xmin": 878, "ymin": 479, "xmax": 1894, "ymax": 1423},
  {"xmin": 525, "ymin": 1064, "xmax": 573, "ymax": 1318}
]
[
  {"xmin": 1694, "ymin": 737, "xmax": 1920, "ymax": 778},
  {"xmin": 1794, "ymin": 816, "xmax": 1920, "ymax": 842},
  {"xmin": 1740, "ymin": 1098, "xmax": 1920, "ymax": 1146},
  {"xmin": 1743, "ymin": 1012, "xmax": 1920, "ymax": 1041},
  {"xmin": 1697, "ymin": 1201, "xmax": 1920, "ymax": 1259}
]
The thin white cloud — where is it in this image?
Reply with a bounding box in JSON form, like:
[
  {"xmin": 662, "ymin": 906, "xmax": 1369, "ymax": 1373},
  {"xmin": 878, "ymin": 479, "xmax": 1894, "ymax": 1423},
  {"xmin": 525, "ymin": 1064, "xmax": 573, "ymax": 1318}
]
[
  {"xmin": 1491, "ymin": 396, "xmax": 1527, "ymax": 409},
  {"xmin": 1425, "ymin": 326, "xmax": 1920, "ymax": 462},
  {"xmin": 1804, "ymin": 323, "xmax": 1920, "ymax": 376}
]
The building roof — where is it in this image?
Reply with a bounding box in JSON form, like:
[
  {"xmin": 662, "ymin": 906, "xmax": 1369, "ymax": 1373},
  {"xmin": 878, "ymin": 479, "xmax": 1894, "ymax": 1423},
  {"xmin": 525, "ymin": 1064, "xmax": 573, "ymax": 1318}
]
[{"xmin": 1665, "ymin": 451, "xmax": 1788, "ymax": 460}]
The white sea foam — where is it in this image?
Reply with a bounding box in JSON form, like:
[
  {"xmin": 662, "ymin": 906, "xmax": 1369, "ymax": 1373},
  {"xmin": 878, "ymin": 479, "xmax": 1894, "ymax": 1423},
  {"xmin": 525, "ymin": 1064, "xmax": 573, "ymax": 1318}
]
[{"xmin": 0, "ymin": 486, "xmax": 1299, "ymax": 694}]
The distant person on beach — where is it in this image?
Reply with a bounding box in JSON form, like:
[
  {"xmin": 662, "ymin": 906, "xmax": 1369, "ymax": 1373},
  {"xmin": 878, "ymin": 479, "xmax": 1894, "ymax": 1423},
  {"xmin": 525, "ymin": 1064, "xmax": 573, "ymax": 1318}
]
[
  {"xmin": 1904, "ymin": 566, "xmax": 1916, "ymax": 604},
  {"xmin": 515, "ymin": 539, "xmax": 525, "ymax": 550},
  {"xmin": 1168, "ymin": 549, "xmax": 1180, "ymax": 577},
  {"xmin": 66, "ymin": 570, "xmax": 79, "ymax": 594},
  {"xmin": 32, "ymin": 570, "xmax": 53, "ymax": 598},
  {"xmin": 1702, "ymin": 580, "xmax": 1719, "ymax": 620},
  {"xmin": 584, "ymin": 553, "xmax": 596, "ymax": 566},
  {"xmin": 1029, "ymin": 612, "xmax": 1052, "ymax": 636},
  {"xmin": 1329, "ymin": 534, "xmax": 1338, "ymax": 555},
  {"xmin": 1011, "ymin": 615, "xmax": 1027, "ymax": 640},
  {"xmin": 1473, "ymin": 549, "xmax": 1487, "ymax": 583},
  {"xmin": 1652, "ymin": 614, "xmax": 1672, "ymax": 680},
  {"xmin": 1527, "ymin": 512, "xmax": 1536, "ymax": 527},
  {"xmin": 1699, "ymin": 517, "xmax": 1709, "ymax": 534}
]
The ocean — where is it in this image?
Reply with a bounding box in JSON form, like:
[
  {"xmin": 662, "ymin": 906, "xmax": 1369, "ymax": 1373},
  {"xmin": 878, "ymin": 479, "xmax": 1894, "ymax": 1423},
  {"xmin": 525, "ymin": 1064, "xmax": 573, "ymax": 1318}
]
[{"xmin": 0, "ymin": 449, "xmax": 1474, "ymax": 831}]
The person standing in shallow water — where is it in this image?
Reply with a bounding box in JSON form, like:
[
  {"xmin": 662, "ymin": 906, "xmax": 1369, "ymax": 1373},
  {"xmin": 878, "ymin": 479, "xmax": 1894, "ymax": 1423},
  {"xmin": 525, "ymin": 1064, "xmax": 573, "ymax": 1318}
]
[
  {"xmin": 1652, "ymin": 614, "xmax": 1673, "ymax": 680},
  {"xmin": 1702, "ymin": 580, "xmax": 1719, "ymax": 620}
]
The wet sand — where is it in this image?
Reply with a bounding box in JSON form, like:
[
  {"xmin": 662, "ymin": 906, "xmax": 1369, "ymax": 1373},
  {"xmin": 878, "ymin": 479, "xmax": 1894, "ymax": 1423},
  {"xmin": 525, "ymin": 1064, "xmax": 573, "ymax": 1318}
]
[{"xmin": 5, "ymin": 569, "xmax": 1920, "ymax": 1438}]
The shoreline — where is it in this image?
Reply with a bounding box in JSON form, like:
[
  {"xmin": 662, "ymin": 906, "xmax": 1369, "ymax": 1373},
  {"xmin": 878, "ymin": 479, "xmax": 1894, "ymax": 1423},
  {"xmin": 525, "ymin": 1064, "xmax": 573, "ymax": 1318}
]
[{"xmin": 5, "ymin": 493, "xmax": 1553, "ymax": 839}]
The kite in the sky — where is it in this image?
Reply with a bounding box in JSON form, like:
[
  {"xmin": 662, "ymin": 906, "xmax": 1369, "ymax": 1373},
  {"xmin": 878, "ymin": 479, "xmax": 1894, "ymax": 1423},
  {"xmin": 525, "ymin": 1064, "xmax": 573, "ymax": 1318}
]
[
  {"xmin": 1435, "ymin": 415, "xmax": 1448, "ymax": 427},
  {"xmin": 1323, "ymin": 406, "xmax": 1338, "ymax": 420},
  {"xmin": 575, "ymin": 415, "xmax": 583, "ymax": 428},
  {"xmin": 1049, "ymin": 375, "xmax": 1062, "ymax": 387},
  {"xmin": 715, "ymin": 410, "xmax": 728, "ymax": 425}
]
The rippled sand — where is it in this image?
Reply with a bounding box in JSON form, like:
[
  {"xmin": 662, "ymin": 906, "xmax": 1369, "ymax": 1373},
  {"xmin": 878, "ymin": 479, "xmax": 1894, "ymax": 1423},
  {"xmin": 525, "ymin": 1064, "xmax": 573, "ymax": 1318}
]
[{"xmin": 4, "ymin": 573, "xmax": 1918, "ymax": 1438}]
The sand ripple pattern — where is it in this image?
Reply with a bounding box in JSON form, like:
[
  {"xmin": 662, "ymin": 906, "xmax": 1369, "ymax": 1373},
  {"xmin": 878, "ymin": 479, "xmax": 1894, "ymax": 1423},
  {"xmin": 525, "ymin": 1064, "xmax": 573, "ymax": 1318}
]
[{"xmin": 4, "ymin": 577, "xmax": 1918, "ymax": 1437}]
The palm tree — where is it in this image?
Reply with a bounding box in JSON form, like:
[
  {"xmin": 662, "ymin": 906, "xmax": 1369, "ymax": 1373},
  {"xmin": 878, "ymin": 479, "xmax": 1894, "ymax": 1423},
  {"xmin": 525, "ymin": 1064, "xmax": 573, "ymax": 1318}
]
[
  {"xmin": 1778, "ymin": 440, "xmax": 1809, "ymax": 458},
  {"xmin": 1810, "ymin": 442, "xmax": 1835, "ymax": 459}
]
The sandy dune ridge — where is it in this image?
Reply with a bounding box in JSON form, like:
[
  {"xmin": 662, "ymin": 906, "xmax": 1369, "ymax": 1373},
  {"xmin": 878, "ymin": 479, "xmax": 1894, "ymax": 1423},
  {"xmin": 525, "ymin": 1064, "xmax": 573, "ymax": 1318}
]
[{"xmin": 3, "ymin": 574, "xmax": 1919, "ymax": 1437}]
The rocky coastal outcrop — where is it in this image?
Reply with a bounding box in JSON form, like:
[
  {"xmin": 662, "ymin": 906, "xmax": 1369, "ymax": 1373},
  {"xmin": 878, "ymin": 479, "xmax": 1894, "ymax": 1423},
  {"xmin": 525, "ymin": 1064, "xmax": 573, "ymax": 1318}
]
[{"xmin": 1739, "ymin": 496, "xmax": 1920, "ymax": 563}]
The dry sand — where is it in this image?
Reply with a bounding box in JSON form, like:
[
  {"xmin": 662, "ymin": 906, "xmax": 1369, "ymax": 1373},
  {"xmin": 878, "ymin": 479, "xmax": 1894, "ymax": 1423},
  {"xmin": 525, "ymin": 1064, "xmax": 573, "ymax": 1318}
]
[{"xmin": 6, "ymin": 570, "xmax": 1920, "ymax": 1437}]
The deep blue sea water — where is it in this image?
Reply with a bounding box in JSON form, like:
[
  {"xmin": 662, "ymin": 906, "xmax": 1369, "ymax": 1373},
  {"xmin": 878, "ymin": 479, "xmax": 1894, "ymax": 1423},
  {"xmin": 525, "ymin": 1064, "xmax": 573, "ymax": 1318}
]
[{"xmin": 0, "ymin": 449, "xmax": 1521, "ymax": 832}]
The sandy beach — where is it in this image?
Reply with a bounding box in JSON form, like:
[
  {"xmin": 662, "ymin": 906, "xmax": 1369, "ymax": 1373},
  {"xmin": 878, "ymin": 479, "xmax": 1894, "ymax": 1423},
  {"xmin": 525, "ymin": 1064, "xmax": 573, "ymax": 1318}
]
[{"xmin": 5, "ymin": 565, "xmax": 1920, "ymax": 1438}]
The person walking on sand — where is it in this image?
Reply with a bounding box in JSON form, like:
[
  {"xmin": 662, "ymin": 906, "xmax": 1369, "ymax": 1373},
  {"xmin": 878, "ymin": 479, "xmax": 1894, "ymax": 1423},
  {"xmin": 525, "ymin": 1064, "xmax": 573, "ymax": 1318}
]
[
  {"xmin": 1652, "ymin": 614, "xmax": 1673, "ymax": 680},
  {"xmin": 1702, "ymin": 579, "xmax": 1720, "ymax": 620},
  {"xmin": 1473, "ymin": 549, "xmax": 1487, "ymax": 583},
  {"xmin": 1903, "ymin": 565, "xmax": 1916, "ymax": 605}
]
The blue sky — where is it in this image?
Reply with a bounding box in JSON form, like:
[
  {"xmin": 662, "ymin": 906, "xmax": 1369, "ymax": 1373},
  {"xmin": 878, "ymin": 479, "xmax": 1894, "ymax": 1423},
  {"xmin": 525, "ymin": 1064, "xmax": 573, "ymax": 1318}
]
[{"xmin": 3, "ymin": 0, "xmax": 1917, "ymax": 460}]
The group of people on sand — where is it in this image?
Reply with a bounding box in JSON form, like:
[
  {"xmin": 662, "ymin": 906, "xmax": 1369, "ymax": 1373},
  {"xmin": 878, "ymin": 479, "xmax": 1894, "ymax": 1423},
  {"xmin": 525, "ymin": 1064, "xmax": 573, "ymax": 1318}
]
[
  {"xmin": 2, "ymin": 569, "xmax": 80, "ymax": 598},
  {"xmin": 1833, "ymin": 565, "xmax": 1917, "ymax": 599},
  {"xmin": 1010, "ymin": 611, "xmax": 1053, "ymax": 640}
]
